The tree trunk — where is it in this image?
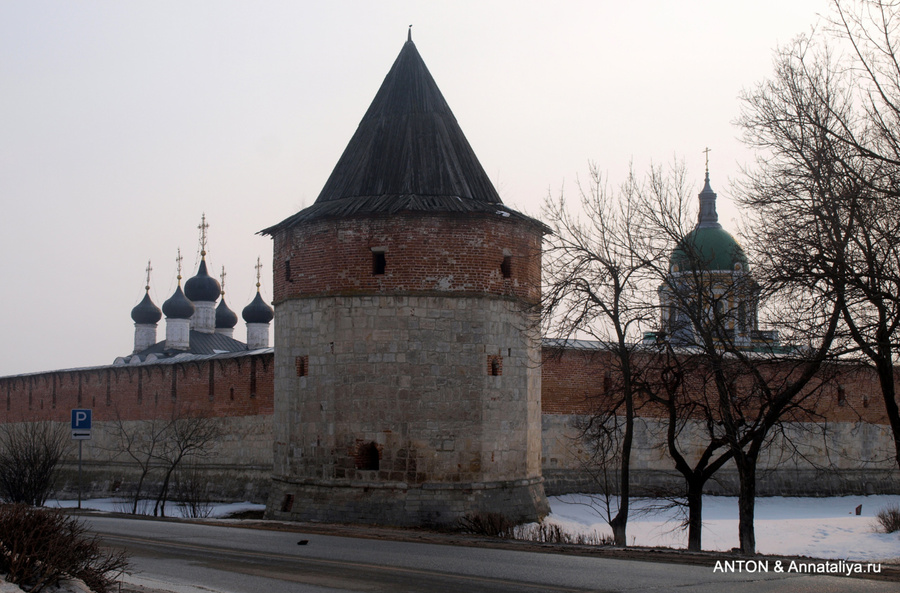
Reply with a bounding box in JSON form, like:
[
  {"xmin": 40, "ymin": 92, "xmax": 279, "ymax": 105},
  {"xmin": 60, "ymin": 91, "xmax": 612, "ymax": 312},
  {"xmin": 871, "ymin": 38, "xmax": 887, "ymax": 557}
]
[
  {"xmin": 686, "ymin": 479, "xmax": 703, "ymax": 551},
  {"xmin": 737, "ymin": 456, "xmax": 757, "ymax": 555},
  {"xmin": 610, "ymin": 378, "xmax": 635, "ymax": 547},
  {"xmin": 132, "ymin": 473, "xmax": 144, "ymax": 515},
  {"xmin": 875, "ymin": 356, "xmax": 900, "ymax": 471}
]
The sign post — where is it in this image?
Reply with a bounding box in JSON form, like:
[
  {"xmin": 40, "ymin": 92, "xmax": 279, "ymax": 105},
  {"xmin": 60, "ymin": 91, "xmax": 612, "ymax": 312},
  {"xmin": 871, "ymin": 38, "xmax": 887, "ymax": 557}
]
[{"xmin": 71, "ymin": 409, "xmax": 92, "ymax": 509}]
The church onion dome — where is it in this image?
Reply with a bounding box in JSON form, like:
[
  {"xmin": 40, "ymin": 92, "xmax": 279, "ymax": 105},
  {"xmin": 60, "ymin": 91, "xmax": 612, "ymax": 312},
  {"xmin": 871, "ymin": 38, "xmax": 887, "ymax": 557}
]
[
  {"xmin": 162, "ymin": 285, "xmax": 195, "ymax": 319},
  {"xmin": 242, "ymin": 291, "xmax": 274, "ymax": 324},
  {"xmin": 669, "ymin": 172, "xmax": 749, "ymax": 273},
  {"xmin": 215, "ymin": 298, "xmax": 239, "ymax": 329},
  {"xmin": 184, "ymin": 259, "xmax": 221, "ymax": 302},
  {"xmin": 260, "ymin": 32, "xmax": 547, "ymax": 235},
  {"xmin": 131, "ymin": 291, "xmax": 162, "ymax": 324}
]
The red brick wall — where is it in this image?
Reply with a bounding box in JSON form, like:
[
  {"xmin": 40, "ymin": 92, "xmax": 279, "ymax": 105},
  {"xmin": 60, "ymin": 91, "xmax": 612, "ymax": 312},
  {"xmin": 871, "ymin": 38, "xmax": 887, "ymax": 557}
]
[
  {"xmin": 1, "ymin": 347, "xmax": 891, "ymax": 427},
  {"xmin": 0, "ymin": 353, "xmax": 274, "ymax": 424},
  {"xmin": 540, "ymin": 347, "xmax": 892, "ymax": 425},
  {"xmin": 541, "ymin": 348, "xmax": 612, "ymax": 415},
  {"xmin": 272, "ymin": 214, "xmax": 543, "ymax": 305}
]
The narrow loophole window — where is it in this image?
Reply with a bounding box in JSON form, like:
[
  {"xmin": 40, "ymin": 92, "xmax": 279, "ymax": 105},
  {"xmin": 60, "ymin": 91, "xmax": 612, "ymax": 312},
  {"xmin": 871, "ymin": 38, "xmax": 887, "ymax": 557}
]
[
  {"xmin": 837, "ymin": 385, "xmax": 846, "ymax": 407},
  {"xmin": 296, "ymin": 356, "xmax": 309, "ymax": 377},
  {"xmin": 501, "ymin": 255, "xmax": 512, "ymax": 278},
  {"xmin": 488, "ymin": 355, "xmax": 502, "ymax": 376},
  {"xmin": 285, "ymin": 259, "xmax": 292, "ymax": 283},
  {"xmin": 373, "ymin": 251, "xmax": 386, "ymax": 275},
  {"xmin": 281, "ymin": 494, "xmax": 294, "ymax": 512}
]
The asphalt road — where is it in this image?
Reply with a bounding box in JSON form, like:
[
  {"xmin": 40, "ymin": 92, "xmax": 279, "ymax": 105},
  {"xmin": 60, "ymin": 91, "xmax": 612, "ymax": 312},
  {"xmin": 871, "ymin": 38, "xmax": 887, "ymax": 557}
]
[{"xmin": 83, "ymin": 515, "xmax": 900, "ymax": 593}]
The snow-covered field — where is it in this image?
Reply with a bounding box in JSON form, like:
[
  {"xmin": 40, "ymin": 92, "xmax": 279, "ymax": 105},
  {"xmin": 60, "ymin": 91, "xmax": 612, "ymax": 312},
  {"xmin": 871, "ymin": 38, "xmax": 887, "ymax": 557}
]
[
  {"xmin": 48, "ymin": 494, "xmax": 900, "ymax": 562},
  {"xmin": 546, "ymin": 494, "xmax": 900, "ymax": 562}
]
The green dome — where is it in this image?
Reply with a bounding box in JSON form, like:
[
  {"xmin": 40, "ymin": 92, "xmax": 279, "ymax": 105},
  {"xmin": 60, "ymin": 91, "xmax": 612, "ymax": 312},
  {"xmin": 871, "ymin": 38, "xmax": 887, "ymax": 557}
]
[{"xmin": 670, "ymin": 226, "xmax": 748, "ymax": 272}]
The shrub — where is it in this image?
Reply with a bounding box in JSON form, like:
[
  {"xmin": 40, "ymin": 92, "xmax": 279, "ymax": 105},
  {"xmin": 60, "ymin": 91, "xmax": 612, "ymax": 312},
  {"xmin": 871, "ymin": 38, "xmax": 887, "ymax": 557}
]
[
  {"xmin": 174, "ymin": 463, "xmax": 213, "ymax": 519},
  {"xmin": 876, "ymin": 503, "xmax": 900, "ymax": 533},
  {"xmin": 457, "ymin": 512, "xmax": 516, "ymax": 538},
  {"xmin": 0, "ymin": 504, "xmax": 129, "ymax": 593},
  {"xmin": 0, "ymin": 422, "xmax": 68, "ymax": 506}
]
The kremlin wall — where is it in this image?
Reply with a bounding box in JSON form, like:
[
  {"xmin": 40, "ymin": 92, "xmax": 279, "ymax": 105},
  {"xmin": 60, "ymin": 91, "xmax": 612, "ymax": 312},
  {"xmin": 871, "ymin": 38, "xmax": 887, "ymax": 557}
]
[{"xmin": 0, "ymin": 339, "xmax": 896, "ymax": 503}]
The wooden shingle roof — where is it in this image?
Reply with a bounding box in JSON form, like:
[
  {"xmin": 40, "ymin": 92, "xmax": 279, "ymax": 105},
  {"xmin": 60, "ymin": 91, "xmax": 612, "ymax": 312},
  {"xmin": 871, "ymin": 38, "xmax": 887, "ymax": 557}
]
[{"xmin": 263, "ymin": 35, "xmax": 543, "ymax": 234}]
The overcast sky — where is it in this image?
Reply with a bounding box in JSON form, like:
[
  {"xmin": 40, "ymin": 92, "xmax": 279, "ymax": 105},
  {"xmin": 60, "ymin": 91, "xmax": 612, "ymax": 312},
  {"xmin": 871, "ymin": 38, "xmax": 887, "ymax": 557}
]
[{"xmin": 0, "ymin": 1, "xmax": 827, "ymax": 376}]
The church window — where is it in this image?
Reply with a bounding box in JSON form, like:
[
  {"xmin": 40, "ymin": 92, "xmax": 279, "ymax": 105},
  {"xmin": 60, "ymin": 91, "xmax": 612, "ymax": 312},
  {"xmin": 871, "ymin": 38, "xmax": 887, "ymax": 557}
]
[
  {"xmin": 355, "ymin": 441, "xmax": 380, "ymax": 471},
  {"xmin": 501, "ymin": 255, "xmax": 512, "ymax": 278},
  {"xmin": 372, "ymin": 250, "xmax": 386, "ymax": 275}
]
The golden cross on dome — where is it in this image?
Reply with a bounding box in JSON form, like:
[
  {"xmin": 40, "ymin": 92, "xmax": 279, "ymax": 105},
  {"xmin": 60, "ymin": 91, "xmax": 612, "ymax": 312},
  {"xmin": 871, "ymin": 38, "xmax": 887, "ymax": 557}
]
[
  {"xmin": 703, "ymin": 147, "xmax": 711, "ymax": 174},
  {"xmin": 255, "ymin": 257, "xmax": 263, "ymax": 290},
  {"xmin": 198, "ymin": 213, "xmax": 209, "ymax": 258},
  {"xmin": 145, "ymin": 260, "xmax": 152, "ymax": 291},
  {"xmin": 220, "ymin": 266, "xmax": 227, "ymax": 296},
  {"xmin": 176, "ymin": 248, "xmax": 183, "ymax": 285}
]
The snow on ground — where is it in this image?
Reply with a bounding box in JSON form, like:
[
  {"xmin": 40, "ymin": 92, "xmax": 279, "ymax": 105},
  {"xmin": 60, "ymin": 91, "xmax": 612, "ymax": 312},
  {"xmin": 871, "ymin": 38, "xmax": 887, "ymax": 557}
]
[
  {"xmin": 46, "ymin": 498, "xmax": 266, "ymax": 519},
  {"xmin": 546, "ymin": 494, "xmax": 900, "ymax": 562},
  {"xmin": 46, "ymin": 495, "xmax": 900, "ymax": 562}
]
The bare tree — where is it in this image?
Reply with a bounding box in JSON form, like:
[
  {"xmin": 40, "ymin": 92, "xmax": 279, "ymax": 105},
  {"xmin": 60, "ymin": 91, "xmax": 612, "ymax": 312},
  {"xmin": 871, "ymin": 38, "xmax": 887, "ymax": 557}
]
[
  {"xmin": 105, "ymin": 413, "xmax": 171, "ymax": 514},
  {"xmin": 737, "ymin": 0, "xmax": 900, "ymax": 471},
  {"xmin": 0, "ymin": 422, "xmax": 69, "ymax": 506},
  {"xmin": 541, "ymin": 164, "xmax": 661, "ymax": 546},
  {"xmin": 152, "ymin": 411, "xmax": 222, "ymax": 517},
  {"xmin": 638, "ymin": 166, "xmax": 842, "ymax": 554},
  {"xmin": 104, "ymin": 405, "xmax": 222, "ymax": 517}
]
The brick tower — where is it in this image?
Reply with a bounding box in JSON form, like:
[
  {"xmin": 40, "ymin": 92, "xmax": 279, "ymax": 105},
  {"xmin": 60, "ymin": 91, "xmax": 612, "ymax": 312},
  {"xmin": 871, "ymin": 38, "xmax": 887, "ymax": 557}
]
[{"xmin": 263, "ymin": 32, "xmax": 549, "ymax": 526}]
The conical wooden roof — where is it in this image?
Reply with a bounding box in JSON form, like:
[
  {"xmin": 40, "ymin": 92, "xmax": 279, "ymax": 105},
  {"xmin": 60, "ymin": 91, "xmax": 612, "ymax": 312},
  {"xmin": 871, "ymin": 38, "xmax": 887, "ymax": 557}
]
[{"xmin": 263, "ymin": 35, "xmax": 541, "ymax": 234}]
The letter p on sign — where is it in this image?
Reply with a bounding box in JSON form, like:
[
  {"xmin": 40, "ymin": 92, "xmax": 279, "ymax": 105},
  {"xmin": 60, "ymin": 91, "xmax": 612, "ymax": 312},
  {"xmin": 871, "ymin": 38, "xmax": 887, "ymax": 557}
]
[{"xmin": 71, "ymin": 409, "xmax": 92, "ymax": 440}]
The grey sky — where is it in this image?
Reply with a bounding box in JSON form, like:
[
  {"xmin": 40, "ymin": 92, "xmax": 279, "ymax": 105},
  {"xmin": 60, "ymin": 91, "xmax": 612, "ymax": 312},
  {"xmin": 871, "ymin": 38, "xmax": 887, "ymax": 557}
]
[{"xmin": 0, "ymin": 0, "xmax": 826, "ymax": 375}]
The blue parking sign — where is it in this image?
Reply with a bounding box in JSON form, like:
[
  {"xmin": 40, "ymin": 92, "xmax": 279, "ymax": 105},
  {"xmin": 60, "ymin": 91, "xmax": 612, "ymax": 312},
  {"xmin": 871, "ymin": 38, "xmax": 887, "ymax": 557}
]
[{"xmin": 71, "ymin": 409, "xmax": 91, "ymax": 440}]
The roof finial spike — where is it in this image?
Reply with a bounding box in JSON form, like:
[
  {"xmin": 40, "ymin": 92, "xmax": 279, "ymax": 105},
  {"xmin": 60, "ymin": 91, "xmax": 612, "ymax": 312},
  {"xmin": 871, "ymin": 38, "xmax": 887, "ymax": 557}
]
[
  {"xmin": 255, "ymin": 256, "xmax": 263, "ymax": 291},
  {"xmin": 408, "ymin": 24, "xmax": 412, "ymax": 42},
  {"xmin": 697, "ymin": 150, "xmax": 720, "ymax": 229},
  {"xmin": 176, "ymin": 248, "xmax": 184, "ymax": 285},
  {"xmin": 198, "ymin": 213, "xmax": 209, "ymax": 258},
  {"xmin": 145, "ymin": 259, "xmax": 153, "ymax": 292},
  {"xmin": 219, "ymin": 265, "xmax": 227, "ymax": 296}
]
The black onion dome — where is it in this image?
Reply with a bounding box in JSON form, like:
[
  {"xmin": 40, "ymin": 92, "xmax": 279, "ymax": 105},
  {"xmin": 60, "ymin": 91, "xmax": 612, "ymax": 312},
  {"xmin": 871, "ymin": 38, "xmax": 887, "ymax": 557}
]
[
  {"xmin": 216, "ymin": 298, "xmax": 239, "ymax": 329},
  {"xmin": 184, "ymin": 259, "xmax": 221, "ymax": 302},
  {"xmin": 242, "ymin": 292, "xmax": 274, "ymax": 324},
  {"xmin": 131, "ymin": 292, "xmax": 162, "ymax": 324},
  {"xmin": 162, "ymin": 285, "xmax": 195, "ymax": 319}
]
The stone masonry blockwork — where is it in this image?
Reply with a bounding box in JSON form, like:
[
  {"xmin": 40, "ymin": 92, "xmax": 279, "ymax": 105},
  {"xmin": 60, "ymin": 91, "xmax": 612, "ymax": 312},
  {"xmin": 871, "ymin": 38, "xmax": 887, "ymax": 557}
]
[{"xmin": 268, "ymin": 293, "xmax": 548, "ymax": 524}]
